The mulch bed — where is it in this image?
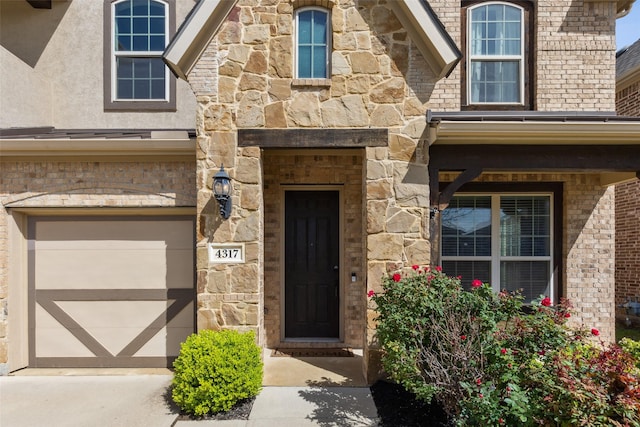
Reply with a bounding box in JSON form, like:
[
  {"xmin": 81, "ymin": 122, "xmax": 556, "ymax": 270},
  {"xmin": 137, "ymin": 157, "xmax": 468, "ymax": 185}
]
[
  {"xmin": 370, "ymin": 380, "xmax": 453, "ymax": 426},
  {"xmin": 168, "ymin": 379, "xmax": 452, "ymax": 424}
]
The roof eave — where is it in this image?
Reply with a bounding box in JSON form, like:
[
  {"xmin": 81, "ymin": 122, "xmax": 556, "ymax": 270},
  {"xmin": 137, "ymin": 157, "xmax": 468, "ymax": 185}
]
[
  {"xmin": 388, "ymin": 0, "xmax": 461, "ymax": 79},
  {"xmin": 617, "ymin": 0, "xmax": 636, "ymax": 17},
  {"xmin": 163, "ymin": 0, "xmax": 238, "ymax": 80},
  {"xmin": 427, "ymin": 121, "xmax": 640, "ymax": 145},
  {"xmin": 0, "ymin": 132, "xmax": 196, "ymax": 157}
]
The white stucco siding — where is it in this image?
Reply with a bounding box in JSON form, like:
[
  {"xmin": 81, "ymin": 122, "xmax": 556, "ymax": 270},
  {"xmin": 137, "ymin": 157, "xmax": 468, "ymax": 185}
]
[{"xmin": 0, "ymin": 0, "xmax": 197, "ymax": 129}]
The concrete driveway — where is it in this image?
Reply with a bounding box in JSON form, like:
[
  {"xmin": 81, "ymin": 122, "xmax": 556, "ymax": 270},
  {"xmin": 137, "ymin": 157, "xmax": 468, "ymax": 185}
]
[{"xmin": 0, "ymin": 373, "xmax": 178, "ymax": 427}]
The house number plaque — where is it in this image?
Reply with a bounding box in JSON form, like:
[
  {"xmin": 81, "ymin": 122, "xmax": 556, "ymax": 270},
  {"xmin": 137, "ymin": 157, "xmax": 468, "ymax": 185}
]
[{"xmin": 208, "ymin": 243, "xmax": 245, "ymax": 264}]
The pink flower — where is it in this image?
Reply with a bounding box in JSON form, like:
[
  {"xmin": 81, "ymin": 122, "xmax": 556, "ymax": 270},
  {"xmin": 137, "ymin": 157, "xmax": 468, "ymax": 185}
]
[
  {"xmin": 392, "ymin": 273, "xmax": 401, "ymax": 282},
  {"xmin": 476, "ymin": 378, "xmax": 482, "ymax": 386},
  {"xmin": 564, "ymin": 312, "xmax": 571, "ymax": 318},
  {"xmin": 435, "ymin": 266, "xmax": 442, "ymax": 272},
  {"xmin": 478, "ymin": 393, "xmax": 483, "ymax": 399},
  {"xmin": 591, "ymin": 328, "xmax": 600, "ymax": 336},
  {"xmin": 541, "ymin": 297, "xmax": 551, "ymax": 307},
  {"xmin": 412, "ymin": 264, "xmax": 420, "ymax": 270},
  {"xmin": 500, "ymin": 348, "xmax": 507, "ymax": 355},
  {"xmin": 499, "ymin": 418, "xmax": 505, "ymax": 424},
  {"xmin": 367, "ymin": 290, "xmax": 375, "ymax": 298},
  {"xmin": 471, "ymin": 279, "xmax": 482, "ymax": 288},
  {"xmin": 460, "ymin": 335, "xmax": 467, "ymax": 340},
  {"xmin": 457, "ymin": 275, "xmax": 462, "ymax": 280}
]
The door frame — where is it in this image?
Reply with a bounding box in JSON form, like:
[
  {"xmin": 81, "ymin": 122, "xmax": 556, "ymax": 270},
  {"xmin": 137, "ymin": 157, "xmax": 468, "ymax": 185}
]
[{"xmin": 279, "ymin": 185, "xmax": 344, "ymax": 343}]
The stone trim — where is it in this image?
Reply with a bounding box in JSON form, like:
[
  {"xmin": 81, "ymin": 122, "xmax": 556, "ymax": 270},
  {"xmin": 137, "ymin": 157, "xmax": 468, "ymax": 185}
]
[
  {"xmin": 291, "ymin": 78, "xmax": 332, "ymax": 87},
  {"xmin": 292, "ymin": 0, "xmax": 335, "ymax": 10}
]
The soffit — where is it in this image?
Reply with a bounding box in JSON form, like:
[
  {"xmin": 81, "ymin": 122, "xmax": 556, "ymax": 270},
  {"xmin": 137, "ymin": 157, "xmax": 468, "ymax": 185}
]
[
  {"xmin": 617, "ymin": 0, "xmax": 636, "ymax": 17},
  {"xmin": 163, "ymin": 0, "xmax": 461, "ymax": 80},
  {"xmin": 427, "ymin": 111, "xmax": 640, "ymax": 145},
  {"xmin": 0, "ymin": 128, "xmax": 196, "ymax": 157}
]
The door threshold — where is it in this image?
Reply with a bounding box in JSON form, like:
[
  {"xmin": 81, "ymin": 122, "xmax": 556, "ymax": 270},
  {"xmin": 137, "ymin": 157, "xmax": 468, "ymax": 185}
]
[{"xmin": 282, "ymin": 338, "xmax": 342, "ymax": 343}]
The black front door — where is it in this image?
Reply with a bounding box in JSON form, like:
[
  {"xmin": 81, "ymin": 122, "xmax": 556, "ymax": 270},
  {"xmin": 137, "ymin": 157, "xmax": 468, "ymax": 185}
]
[{"xmin": 284, "ymin": 190, "xmax": 340, "ymax": 338}]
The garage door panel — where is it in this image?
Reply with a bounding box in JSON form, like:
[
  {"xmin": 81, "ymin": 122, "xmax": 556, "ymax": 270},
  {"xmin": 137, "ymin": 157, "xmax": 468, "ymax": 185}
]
[
  {"xmin": 166, "ymin": 249, "xmax": 198, "ymax": 288},
  {"xmin": 166, "ymin": 301, "xmax": 194, "ymax": 328},
  {"xmin": 35, "ymin": 306, "xmax": 94, "ymax": 358},
  {"xmin": 36, "ymin": 250, "xmax": 175, "ymax": 290},
  {"xmin": 136, "ymin": 325, "xmax": 194, "ymax": 357},
  {"xmin": 56, "ymin": 301, "xmax": 169, "ymax": 328},
  {"xmin": 30, "ymin": 217, "xmax": 195, "ymax": 368},
  {"xmin": 36, "ymin": 220, "xmax": 193, "ymax": 246}
]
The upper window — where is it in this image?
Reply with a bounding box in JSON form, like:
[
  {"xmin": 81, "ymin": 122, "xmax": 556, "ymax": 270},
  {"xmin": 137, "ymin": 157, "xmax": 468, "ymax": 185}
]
[
  {"xmin": 105, "ymin": 0, "xmax": 176, "ymax": 111},
  {"xmin": 295, "ymin": 7, "xmax": 330, "ymax": 79},
  {"xmin": 462, "ymin": 1, "xmax": 532, "ymax": 109},
  {"xmin": 441, "ymin": 193, "xmax": 554, "ymax": 303}
]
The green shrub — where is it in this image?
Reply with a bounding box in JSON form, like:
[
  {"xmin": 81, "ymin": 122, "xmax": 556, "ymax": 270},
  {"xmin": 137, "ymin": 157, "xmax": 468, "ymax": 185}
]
[
  {"xmin": 620, "ymin": 337, "xmax": 640, "ymax": 368},
  {"xmin": 371, "ymin": 267, "xmax": 640, "ymax": 426},
  {"xmin": 171, "ymin": 329, "xmax": 263, "ymax": 416}
]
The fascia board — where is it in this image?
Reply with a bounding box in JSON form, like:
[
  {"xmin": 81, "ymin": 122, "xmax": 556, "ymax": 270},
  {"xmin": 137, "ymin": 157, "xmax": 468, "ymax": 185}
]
[
  {"xmin": 163, "ymin": 0, "xmax": 238, "ymax": 80},
  {"xmin": 388, "ymin": 0, "xmax": 461, "ymax": 79},
  {"xmin": 617, "ymin": 67, "xmax": 640, "ymax": 92},
  {"xmin": 0, "ymin": 138, "xmax": 196, "ymax": 157},
  {"xmin": 616, "ymin": 0, "xmax": 636, "ymax": 17},
  {"xmin": 429, "ymin": 121, "xmax": 640, "ymax": 145}
]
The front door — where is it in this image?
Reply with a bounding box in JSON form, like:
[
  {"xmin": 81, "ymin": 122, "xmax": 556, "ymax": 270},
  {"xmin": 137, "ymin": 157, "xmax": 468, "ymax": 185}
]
[{"xmin": 284, "ymin": 190, "xmax": 340, "ymax": 338}]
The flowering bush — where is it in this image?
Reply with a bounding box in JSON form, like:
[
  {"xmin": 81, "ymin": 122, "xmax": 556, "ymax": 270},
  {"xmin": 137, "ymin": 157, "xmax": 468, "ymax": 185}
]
[{"xmin": 371, "ymin": 268, "xmax": 640, "ymax": 426}]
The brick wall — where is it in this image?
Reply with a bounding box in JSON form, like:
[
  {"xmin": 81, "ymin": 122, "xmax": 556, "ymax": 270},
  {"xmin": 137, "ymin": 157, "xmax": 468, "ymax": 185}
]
[
  {"xmin": 262, "ymin": 151, "xmax": 365, "ymax": 348},
  {"xmin": 616, "ymin": 80, "xmax": 640, "ymax": 116},
  {"xmin": 440, "ymin": 172, "xmax": 616, "ymax": 344},
  {"xmin": 615, "ymin": 180, "xmax": 640, "ymax": 305},
  {"xmin": 0, "ymin": 159, "xmax": 196, "ymax": 372},
  {"xmin": 615, "ymin": 60, "xmax": 640, "ymax": 308}
]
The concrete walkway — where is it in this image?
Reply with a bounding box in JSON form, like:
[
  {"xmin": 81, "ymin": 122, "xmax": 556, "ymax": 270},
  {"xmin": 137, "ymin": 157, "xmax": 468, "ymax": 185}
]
[
  {"xmin": 1, "ymin": 376, "xmax": 378, "ymax": 427},
  {"xmin": 175, "ymin": 386, "xmax": 378, "ymax": 426}
]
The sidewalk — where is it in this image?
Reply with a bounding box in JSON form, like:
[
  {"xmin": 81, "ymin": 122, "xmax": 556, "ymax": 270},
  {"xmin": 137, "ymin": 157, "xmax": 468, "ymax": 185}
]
[
  {"xmin": 175, "ymin": 386, "xmax": 379, "ymax": 426},
  {"xmin": 1, "ymin": 375, "xmax": 378, "ymax": 427}
]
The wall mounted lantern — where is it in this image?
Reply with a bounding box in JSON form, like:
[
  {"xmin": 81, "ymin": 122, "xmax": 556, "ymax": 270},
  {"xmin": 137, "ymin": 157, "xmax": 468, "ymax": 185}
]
[{"xmin": 212, "ymin": 165, "xmax": 232, "ymax": 219}]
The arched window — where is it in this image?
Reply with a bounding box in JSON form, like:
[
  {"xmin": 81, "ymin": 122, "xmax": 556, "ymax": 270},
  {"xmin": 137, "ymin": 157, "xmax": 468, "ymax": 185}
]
[
  {"xmin": 463, "ymin": 1, "xmax": 532, "ymax": 108},
  {"xmin": 295, "ymin": 7, "xmax": 330, "ymax": 79},
  {"xmin": 106, "ymin": 0, "xmax": 176, "ymax": 110}
]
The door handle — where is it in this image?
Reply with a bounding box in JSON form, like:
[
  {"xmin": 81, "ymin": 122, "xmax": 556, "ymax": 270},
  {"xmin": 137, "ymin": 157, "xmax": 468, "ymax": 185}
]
[{"xmin": 333, "ymin": 265, "xmax": 339, "ymax": 271}]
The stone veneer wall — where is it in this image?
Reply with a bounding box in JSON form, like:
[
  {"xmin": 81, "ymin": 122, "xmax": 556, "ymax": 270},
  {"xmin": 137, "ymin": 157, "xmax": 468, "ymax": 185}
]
[
  {"xmin": 262, "ymin": 151, "xmax": 365, "ymax": 348},
  {"xmin": 187, "ymin": 0, "xmax": 619, "ymax": 381},
  {"xmin": 188, "ymin": 0, "xmax": 436, "ymax": 378},
  {"xmin": 0, "ymin": 160, "xmax": 196, "ymax": 374},
  {"xmin": 440, "ymin": 172, "xmax": 616, "ymax": 344}
]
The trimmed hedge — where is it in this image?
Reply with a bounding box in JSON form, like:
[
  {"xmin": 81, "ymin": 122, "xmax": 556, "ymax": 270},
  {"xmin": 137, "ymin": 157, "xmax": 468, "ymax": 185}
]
[{"xmin": 171, "ymin": 329, "xmax": 263, "ymax": 416}]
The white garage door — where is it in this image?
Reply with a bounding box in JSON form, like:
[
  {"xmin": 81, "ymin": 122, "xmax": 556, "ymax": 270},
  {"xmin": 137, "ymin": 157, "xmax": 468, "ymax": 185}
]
[{"xmin": 29, "ymin": 217, "xmax": 195, "ymax": 368}]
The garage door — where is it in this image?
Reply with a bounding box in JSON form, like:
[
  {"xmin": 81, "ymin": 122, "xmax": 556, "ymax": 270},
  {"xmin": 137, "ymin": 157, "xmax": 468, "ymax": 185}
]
[{"xmin": 29, "ymin": 217, "xmax": 195, "ymax": 368}]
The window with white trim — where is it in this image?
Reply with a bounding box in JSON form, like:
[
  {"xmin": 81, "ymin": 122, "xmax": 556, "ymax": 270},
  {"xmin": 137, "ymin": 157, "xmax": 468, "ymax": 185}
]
[
  {"xmin": 441, "ymin": 194, "xmax": 553, "ymax": 302},
  {"xmin": 295, "ymin": 7, "xmax": 330, "ymax": 79},
  {"xmin": 105, "ymin": 0, "xmax": 175, "ymax": 110},
  {"xmin": 467, "ymin": 2, "xmax": 524, "ymax": 105}
]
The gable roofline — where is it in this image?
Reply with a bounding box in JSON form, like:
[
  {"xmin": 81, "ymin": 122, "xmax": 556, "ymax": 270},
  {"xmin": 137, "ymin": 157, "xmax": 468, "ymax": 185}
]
[
  {"xmin": 163, "ymin": 0, "xmax": 237, "ymax": 80},
  {"xmin": 163, "ymin": 0, "xmax": 461, "ymax": 81},
  {"xmin": 387, "ymin": 0, "xmax": 461, "ymax": 78},
  {"xmin": 616, "ymin": 38, "xmax": 640, "ymax": 90},
  {"xmin": 617, "ymin": 0, "xmax": 636, "ymax": 17}
]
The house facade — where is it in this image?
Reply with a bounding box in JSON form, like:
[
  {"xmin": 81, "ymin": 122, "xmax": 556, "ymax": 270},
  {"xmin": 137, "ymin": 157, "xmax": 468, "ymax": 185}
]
[
  {"xmin": 2, "ymin": 0, "xmax": 640, "ymax": 381},
  {"xmin": 0, "ymin": 0, "xmax": 199, "ymax": 373},
  {"xmin": 615, "ymin": 38, "xmax": 640, "ymax": 311}
]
